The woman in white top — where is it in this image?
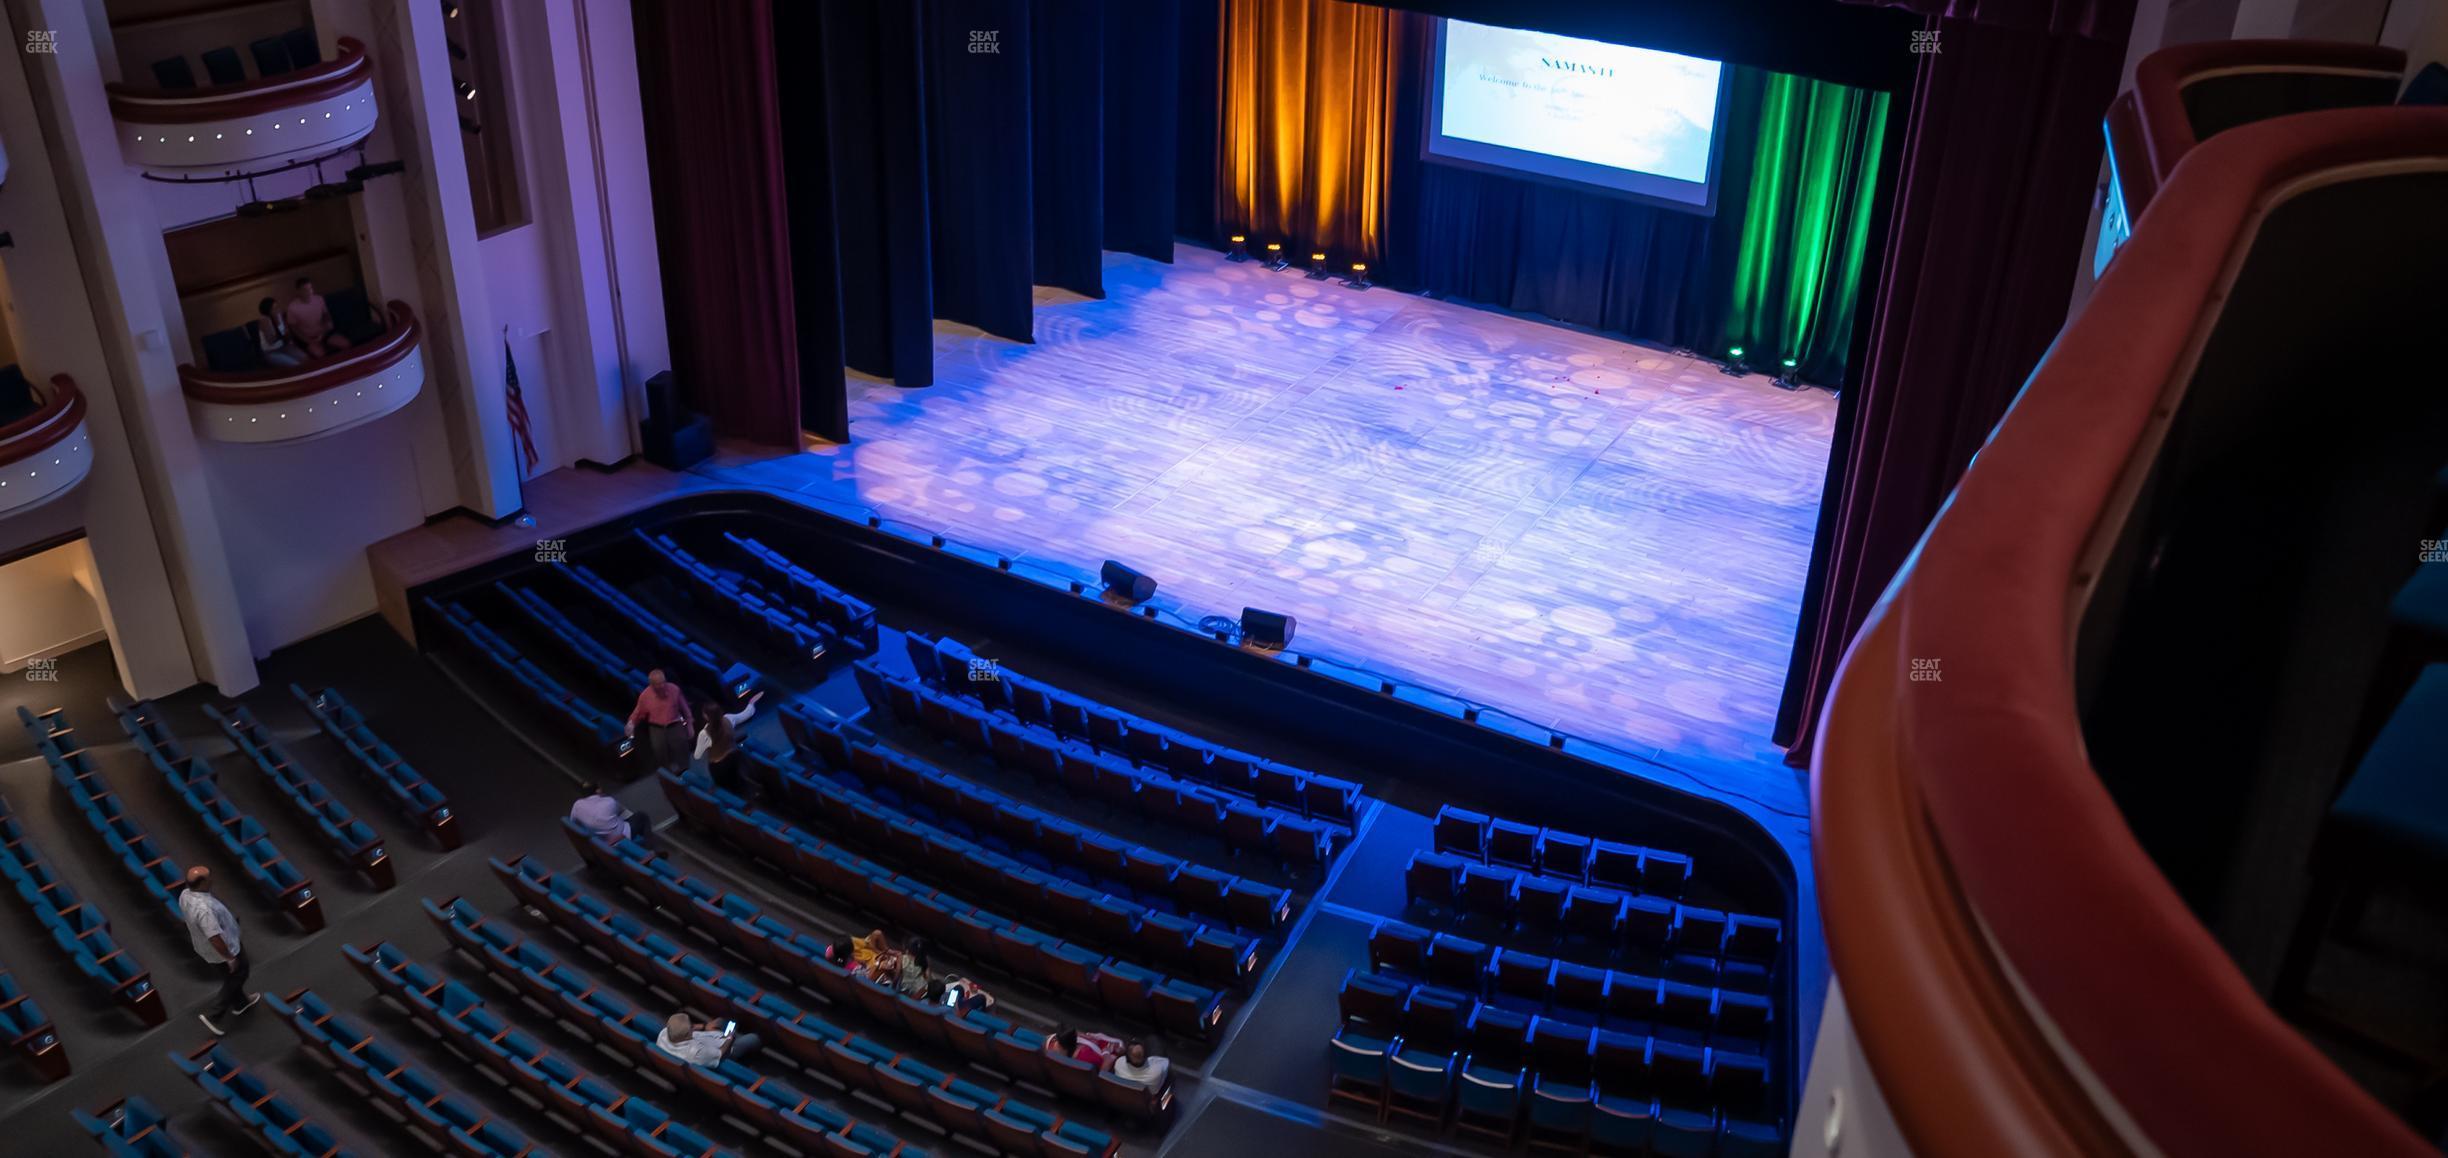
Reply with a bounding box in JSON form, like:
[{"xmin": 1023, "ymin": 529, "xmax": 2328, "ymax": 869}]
[
  {"xmin": 249, "ymin": 297, "xmax": 304, "ymax": 367},
  {"xmin": 694, "ymin": 690, "xmax": 762, "ymax": 794}
]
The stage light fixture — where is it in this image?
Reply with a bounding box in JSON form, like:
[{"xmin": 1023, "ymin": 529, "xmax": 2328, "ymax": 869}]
[
  {"xmin": 456, "ymin": 79, "xmax": 477, "ymax": 101},
  {"xmin": 1772, "ymin": 357, "xmax": 1805, "ymax": 391},
  {"xmin": 1721, "ymin": 345, "xmax": 1750, "ymax": 377},
  {"xmin": 442, "ymin": 0, "xmax": 459, "ymax": 18},
  {"xmin": 1341, "ymin": 262, "xmax": 1371, "ymax": 290},
  {"xmin": 1306, "ymin": 252, "xmax": 1330, "ymax": 280},
  {"xmin": 1264, "ymin": 242, "xmax": 1289, "ymax": 271},
  {"xmin": 1226, "ymin": 234, "xmax": 1250, "ymax": 262},
  {"xmin": 347, "ymin": 159, "xmax": 407, "ymax": 182}
]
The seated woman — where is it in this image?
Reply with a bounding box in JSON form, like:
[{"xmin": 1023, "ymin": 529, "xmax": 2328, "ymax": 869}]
[
  {"xmin": 892, "ymin": 936, "xmax": 933, "ymax": 999},
  {"xmin": 248, "ymin": 297, "xmax": 303, "ymax": 367},
  {"xmin": 1045, "ymin": 1025, "xmax": 1124, "ymax": 1069}
]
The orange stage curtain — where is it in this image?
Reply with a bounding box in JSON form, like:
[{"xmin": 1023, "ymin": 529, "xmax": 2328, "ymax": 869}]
[{"xmin": 1218, "ymin": 0, "xmax": 1395, "ymax": 265}]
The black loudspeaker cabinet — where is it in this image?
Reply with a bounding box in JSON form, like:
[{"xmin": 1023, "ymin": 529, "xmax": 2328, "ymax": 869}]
[
  {"xmin": 1102, "ymin": 560, "xmax": 1158, "ymax": 603},
  {"xmin": 1241, "ymin": 607, "xmax": 1296, "ymax": 649},
  {"xmin": 645, "ymin": 370, "xmax": 688, "ymax": 428},
  {"xmin": 642, "ymin": 413, "xmax": 713, "ymax": 470}
]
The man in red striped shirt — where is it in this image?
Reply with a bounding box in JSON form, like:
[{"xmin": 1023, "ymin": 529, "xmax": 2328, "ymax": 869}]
[{"xmin": 626, "ymin": 669, "xmax": 695, "ymax": 774}]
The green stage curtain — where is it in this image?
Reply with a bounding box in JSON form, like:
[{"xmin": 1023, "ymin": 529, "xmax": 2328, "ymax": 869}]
[{"xmin": 1718, "ymin": 73, "xmax": 1891, "ymax": 386}]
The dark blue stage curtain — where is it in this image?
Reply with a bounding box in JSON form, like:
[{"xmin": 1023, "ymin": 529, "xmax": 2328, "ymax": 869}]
[
  {"xmin": 925, "ymin": 0, "xmax": 1037, "ymax": 342},
  {"xmin": 821, "ymin": 0, "xmax": 936, "ymax": 389},
  {"xmin": 1032, "ymin": 0, "xmax": 1107, "ymax": 297},
  {"xmin": 1174, "ymin": 0, "xmax": 1223, "ymax": 247},
  {"xmin": 772, "ymin": 0, "xmax": 849, "ymax": 442},
  {"xmin": 1103, "ymin": 0, "xmax": 1182, "ymax": 262}
]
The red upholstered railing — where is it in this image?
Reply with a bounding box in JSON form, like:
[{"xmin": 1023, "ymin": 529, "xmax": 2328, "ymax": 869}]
[
  {"xmin": 0, "ymin": 376, "xmax": 89, "ymax": 468},
  {"xmin": 1815, "ymin": 108, "xmax": 2448, "ymax": 1157},
  {"xmin": 105, "ymin": 37, "xmax": 371, "ymax": 126},
  {"xmin": 2110, "ymin": 40, "xmax": 2405, "ymax": 218},
  {"xmin": 178, "ymin": 302, "xmax": 419, "ymax": 406}
]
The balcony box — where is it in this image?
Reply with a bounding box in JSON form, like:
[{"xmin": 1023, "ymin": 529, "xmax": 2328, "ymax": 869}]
[
  {"xmin": 182, "ymin": 302, "xmax": 423, "ymax": 444},
  {"xmin": 0, "ymin": 376, "xmax": 95, "ymax": 518},
  {"xmin": 107, "ymin": 37, "xmax": 378, "ymax": 179}
]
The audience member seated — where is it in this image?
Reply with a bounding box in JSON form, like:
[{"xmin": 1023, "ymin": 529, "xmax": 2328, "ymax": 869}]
[
  {"xmin": 569, "ymin": 783, "xmax": 650, "ymax": 847},
  {"xmin": 283, "ymin": 277, "xmax": 351, "ymax": 358},
  {"xmin": 0, "ymin": 365, "xmax": 36, "ymax": 425},
  {"xmin": 851, "ymin": 928, "xmax": 891, "ymax": 970},
  {"xmin": 247, "ymin": 298, "xmax": 303, "ymax": 368},
  {"xmin": 1048, "ymin": 1025, "xmax": 1124, "ymax": 1069},
  {"xmin": 938, "ymin": 972, "xmax": 998, "ymax": 1015},
  {"xmin": 1111, "ymin": 1039, "xmax": 1171, "ymax": 1092},
  {"xmin": 655, "ymin": 1011, "xmax": 759, "ymax": 1066},
  {"xmin": 889, "ymin": 935, "xmax": 933, "ymax": 998}
]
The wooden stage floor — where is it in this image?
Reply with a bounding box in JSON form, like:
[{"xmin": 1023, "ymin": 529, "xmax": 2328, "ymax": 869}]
[{"xmin": 698, "ymin": 247, "xmax": 1833, "ymax": 824}]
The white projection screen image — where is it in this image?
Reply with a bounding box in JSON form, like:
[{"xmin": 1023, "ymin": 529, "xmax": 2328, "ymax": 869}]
[{"xmin": 1424, "ymin": 19, "xmax": 1730, "ymax": 213}]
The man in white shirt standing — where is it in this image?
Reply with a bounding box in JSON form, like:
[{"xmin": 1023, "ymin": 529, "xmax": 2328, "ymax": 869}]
[
  {"xmin": 176, "ymin": 866, "xmax": 260, "ymax": 1035},
  {"xmin": 657, "ymin": 1012, "xmax": 759, "ymax": 1066}
]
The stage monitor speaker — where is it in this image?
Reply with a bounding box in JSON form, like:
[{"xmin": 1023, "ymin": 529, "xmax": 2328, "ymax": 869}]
[
  {"xmin": 641, "ymin": 413, "xmax": 713, "ymax": 470},
  {"xmin": 1241, "ymin": 607, "xmax": 1296, "ymax": 650},
  {"xmin": 1102, "ymin": 560, "xmax": 1157, "ymax": 603},
  {"xmin": 644, "ymin": 370, "xmax": 688, "ymax": 428}
]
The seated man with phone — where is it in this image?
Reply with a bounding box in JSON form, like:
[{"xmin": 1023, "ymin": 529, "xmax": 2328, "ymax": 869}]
[{"xmin": 657, "ymin": 1012, "xmax": 759, "ymax": 1066}]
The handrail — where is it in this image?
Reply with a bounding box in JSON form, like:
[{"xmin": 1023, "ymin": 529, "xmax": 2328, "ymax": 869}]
[
  {"xmin": 105, "ymin": 37, "xmax": 370, "ymax": 125},
  {"xmin": 2117, "ymin": 40, "xmax": 2405, "ymax": 217},
  {"xmin": 0, "ymin": 376, "xmax": 90, "ymax": 464},
  {"xmin": 1814, "ymin": 108, "xmax": 2448, "ymax": 1158},
  {"xmin": 178, "ymin": 301, "xmax": 419, "ymax": 405}
]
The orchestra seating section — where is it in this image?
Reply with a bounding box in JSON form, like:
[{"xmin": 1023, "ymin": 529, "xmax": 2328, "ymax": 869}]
[
  {"xmin": 0, "ymin": 789, "xmax": 164, "ymax": 1029},
  {"xmin": 172, "ymin": 1042, "xmax": 358, "ymax": 1158},
  {"xmin": 112, "ymin": 696, "xmax": 325, "ymax": 931},
  {"xmin": 293, "ymin": 685, "xmax": 461, "ymax": 850},
  {"xmin": 0, "ymin": 510, "xmax": 1787, "ymax": 1158},
  {"xmin": 206, "ymin": 704, "xmax": 394, "ymax": 890}
]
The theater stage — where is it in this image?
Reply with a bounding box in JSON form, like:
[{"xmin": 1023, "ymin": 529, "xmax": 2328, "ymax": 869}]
[{"xmin": 701, "ymin": 246, "xmax": 1833, "ymax": 823}]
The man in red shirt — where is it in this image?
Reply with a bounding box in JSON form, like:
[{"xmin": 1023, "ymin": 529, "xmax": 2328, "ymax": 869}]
[{"xmin": 626, "ymin": 669, "xmax": 695, "ymax": 774}]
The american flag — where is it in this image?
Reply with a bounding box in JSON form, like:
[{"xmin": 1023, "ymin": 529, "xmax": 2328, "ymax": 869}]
[{"xmin": 503, "ymin": 337, "xmax": 540, "ymax": 475}]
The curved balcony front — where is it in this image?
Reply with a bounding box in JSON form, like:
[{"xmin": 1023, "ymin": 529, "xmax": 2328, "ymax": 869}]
[
  {"xmin": 181, "ymin": 302, "xmax": 423, "ymax": 444},
  {"xmin": 107, "ymin": 37, "xmax": 378, "ymax": 179},
  {"xmin": 0, "ymin": 376, "xmax": 95, "ymax": 518}
]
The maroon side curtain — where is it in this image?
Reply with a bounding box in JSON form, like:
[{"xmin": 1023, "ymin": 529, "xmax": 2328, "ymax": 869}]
[
  {"xmin": 633, "ymin": 0, "xmax": 802, "ymax": 447},
  {"xmin": 1777, "ymin": 8, "xmax": 2133, "ymax": 760}
]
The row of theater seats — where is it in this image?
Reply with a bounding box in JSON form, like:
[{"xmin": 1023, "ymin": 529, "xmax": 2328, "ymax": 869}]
[
  {"xmin": 1435, "ymin": 805, "xmax": 1693, "ymax": 899},
  {"xmin": 1340, "ymin": 967, "xmax": 1768, "ymax": 1110},
  {"xmin": 19, "ymin": 707, "xmax": 189, "ymax": 921},
  {"xmin": 477, "ymin": 862, "xmax": 1132, "ymax": 1156},
  {"xmin": 148, "ymin": 26, "xmax": 319, "ymax": 90},
  {"xmin": 719, "ymin": 532, "xmax": 882, "ymax": 654},
  {"xmin": 173, "ymin": 1042, "xmax": 358, "ymax": 1158},
  {"xmin": 0, "ymin": 962, "xmax": 67, "ymax": 1082},
  {"xmin": 1371, "ymin": 921, "xmax": 1772, "ymax": 1043},
  {"xmin": 663, "ymin": 771, "xmax": 1227, "ymax": 1039},
  {"xmin": 904, "ymin": 632, "xmax": 1363, "ymax": 826},
  {"xmin": 497, "ymin": 582, "xmax": 650, "ymax": 703},
  {"xmin": 418, "ymin": 899, "xmax": 961, "ymax": 1158},
  {"xmin": 559, "ymin": 826, "xmax": 1172, "ymax": 1124},
  {"xmin": 295, "ymin": 685, "xmax": 461, "ymax": 850},
  {"xmin": 850, "ymin": 665, "xmax": 1342, "ymax": 870},
  {"xmin": 75, "ymin": 1094, "xmax": 188, "ymax": 1157},
  {"xmin": 281, "ymin": 989, "xmax": 555, "ymax": 1157},
  {"xmin": 778, "ymin": 711, "xmax": 1293, "ymax": 932},
  {"xmin": 429, "ymin": 598, "xmax": 626, "ymax": 748},
  {"xmin": 737, "ymin": 743, "xmax": 1271, "ymax": 985},
  {"xmin": 113, "ymin": 698, "xmax": 324, "ymax": 931},
  {"xmin": 1406, "ymin": 852, "xmax": 1781, "ymax": 976},
  {"xmin": 1329, "ymin": 981, "xmax": 1780, "ymax": 1157},
  {"xmin": 357, "ymin": 930, "xmax": 729, "ymax": 1155},
  {"xmin": 207, "ymin": 703, "xmax": 394, "ymax": 890},
  {"xmin": 0, "ymin": 790, "xmax": 162, "ymax": 1031},
  {"xmin": 552, "ymin": 561, "xmax": 764, "ymax": 701},
  {"xmin": 634, "ymin": 530, "xmax": 842, "ymax": 662}
]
